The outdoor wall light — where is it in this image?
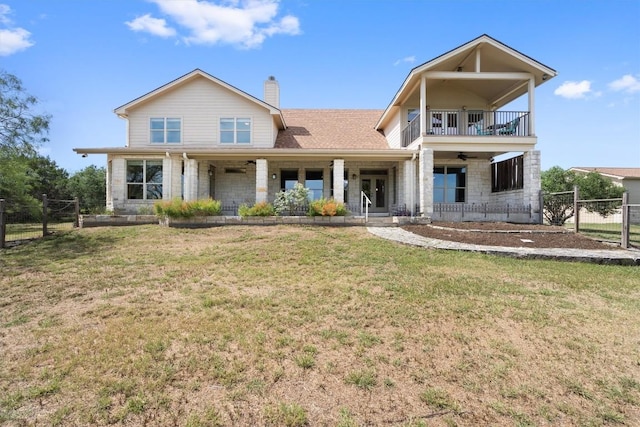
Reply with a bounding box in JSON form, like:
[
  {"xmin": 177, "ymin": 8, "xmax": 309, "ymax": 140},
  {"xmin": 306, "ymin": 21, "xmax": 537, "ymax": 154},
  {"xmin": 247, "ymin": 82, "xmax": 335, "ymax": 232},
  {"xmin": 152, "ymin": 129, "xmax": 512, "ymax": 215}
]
[
  {"xmin": 351, "ymin": 174, "xmax": 357, "ymax": 180},
  {"xmin": 272, "ymin": 173, "xmax": 277, "ymax": 180}
]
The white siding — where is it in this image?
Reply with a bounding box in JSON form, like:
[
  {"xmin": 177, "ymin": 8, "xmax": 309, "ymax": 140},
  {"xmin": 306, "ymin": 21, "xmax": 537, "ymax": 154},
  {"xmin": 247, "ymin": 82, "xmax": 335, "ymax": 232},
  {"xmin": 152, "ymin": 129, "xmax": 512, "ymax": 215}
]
[
  {"xmin": 384, "ymin": 113, "xmax": 402, "ymax": 148},
  {"xmin": 126, "ymin": 77, "xmax": 276, "ymax": 149}
]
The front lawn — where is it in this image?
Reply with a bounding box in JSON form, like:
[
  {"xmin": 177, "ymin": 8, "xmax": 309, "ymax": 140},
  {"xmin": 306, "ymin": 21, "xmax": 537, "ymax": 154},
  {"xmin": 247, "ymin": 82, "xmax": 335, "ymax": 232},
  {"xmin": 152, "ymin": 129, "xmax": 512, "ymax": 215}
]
[{"xmin": 1, "ymin": 225, "xmax": 638, "ymax": 426}]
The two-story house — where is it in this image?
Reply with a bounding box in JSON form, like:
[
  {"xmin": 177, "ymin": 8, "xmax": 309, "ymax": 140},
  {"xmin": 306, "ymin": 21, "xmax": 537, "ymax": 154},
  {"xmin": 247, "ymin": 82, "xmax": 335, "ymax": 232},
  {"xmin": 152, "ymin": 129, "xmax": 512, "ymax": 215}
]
[{"xmin": 74, "ymin": 34, "xmax": 556, "ymax": 222}]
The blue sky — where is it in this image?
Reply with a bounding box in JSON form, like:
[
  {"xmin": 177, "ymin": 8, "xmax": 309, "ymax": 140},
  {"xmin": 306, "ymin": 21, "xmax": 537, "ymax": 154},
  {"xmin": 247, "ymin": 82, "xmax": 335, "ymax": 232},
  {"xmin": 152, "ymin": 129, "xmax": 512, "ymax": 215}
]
[{"xmin": 1, "ymin": 0, "xmax": 639, "ymax": 174}]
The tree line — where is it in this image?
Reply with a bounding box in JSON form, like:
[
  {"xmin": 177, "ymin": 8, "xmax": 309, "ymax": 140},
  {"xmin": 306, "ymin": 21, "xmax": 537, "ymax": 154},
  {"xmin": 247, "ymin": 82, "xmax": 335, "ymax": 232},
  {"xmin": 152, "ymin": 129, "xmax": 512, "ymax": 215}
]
[{"xmin": 1, "ymin": 70, "xmax": 105, "ymax": 213}]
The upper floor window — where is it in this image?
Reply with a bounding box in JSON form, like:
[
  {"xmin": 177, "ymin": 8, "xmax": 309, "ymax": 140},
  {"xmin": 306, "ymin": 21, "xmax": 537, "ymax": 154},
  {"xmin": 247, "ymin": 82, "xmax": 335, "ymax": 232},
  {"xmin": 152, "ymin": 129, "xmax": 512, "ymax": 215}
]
[
  {"xmin": 220, "ymin": 118, "xmax": 251, "ymax": 144},
  {"xmin": 150, "ymin": 118, "xmax": 181, "ymax": 144}
]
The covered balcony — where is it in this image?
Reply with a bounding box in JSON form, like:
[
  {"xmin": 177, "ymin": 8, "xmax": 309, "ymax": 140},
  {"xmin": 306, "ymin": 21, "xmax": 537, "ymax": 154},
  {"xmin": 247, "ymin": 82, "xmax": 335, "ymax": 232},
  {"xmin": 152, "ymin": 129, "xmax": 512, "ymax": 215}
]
[{"xmin": 401, "ymin": 110, "xmax": 530, "ymax": 147}]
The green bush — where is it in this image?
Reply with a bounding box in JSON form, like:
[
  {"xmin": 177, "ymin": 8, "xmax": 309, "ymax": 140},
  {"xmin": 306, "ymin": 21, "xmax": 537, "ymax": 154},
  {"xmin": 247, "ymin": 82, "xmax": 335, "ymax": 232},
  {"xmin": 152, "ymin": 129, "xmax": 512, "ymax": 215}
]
[
  {"xmin": 273, "ymin": 183, "xmax": 310, "ymax": 215},
  {"xmin": 308, "ymin": 198, "xmax": 348, "ymax": 216},
  {"xmin": 238, "ymin": 201, "xmax": 276, "ymax": 217},
  {"xmin": 154, "ymin": 198, "xmax": 221, "ymax": 219}
]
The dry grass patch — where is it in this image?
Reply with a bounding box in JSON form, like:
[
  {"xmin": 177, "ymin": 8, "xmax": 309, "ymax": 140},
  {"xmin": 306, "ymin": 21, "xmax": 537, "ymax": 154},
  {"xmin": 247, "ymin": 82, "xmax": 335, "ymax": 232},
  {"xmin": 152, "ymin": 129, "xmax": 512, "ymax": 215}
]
[{"xmin": 0, "ymin": 225, "xmax": 639, "ymax": 426}]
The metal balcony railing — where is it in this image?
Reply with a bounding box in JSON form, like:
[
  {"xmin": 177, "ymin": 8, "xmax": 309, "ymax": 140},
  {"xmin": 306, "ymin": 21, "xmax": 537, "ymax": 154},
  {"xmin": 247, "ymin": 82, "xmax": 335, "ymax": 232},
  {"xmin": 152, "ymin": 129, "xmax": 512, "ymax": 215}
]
[{"xmin": 401, "ymin": 110, "xmax": 530, "ymax": 147}]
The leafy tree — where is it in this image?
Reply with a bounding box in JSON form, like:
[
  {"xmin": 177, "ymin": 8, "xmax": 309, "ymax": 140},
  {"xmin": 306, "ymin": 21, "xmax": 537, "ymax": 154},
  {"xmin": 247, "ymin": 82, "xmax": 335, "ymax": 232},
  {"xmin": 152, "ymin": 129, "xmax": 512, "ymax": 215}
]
[
  {"xmin": 0, "ymin": 152, "xmax": 40, "ymax": 216},
  {"xmin": 67, "ymin": 165, "xmax": 106, "ymax": 213},
  {"xmin": 0, "ymin": 70, "xmax": 51, "ymax": 154},
  {"xmin": 542, "ymin": 166, "xmax": 625, "ymax": 225},
  {"xmin": 28, "ymin": 155, "xmax": 71, "ymax": 201}
]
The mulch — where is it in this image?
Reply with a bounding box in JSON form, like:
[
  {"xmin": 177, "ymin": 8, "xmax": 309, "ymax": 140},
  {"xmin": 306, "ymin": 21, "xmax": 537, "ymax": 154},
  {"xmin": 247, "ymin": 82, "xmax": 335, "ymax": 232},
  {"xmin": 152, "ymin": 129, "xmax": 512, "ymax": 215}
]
[{"xmin": 402, "ymin": 221, "xmax": 623, "ymax": 250}]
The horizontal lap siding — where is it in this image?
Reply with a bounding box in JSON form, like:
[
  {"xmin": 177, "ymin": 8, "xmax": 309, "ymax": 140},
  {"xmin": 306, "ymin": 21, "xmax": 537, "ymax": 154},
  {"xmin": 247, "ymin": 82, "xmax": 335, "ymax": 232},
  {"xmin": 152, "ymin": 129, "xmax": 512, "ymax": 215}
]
[{"xmin": 127, "ymin": 77, "xmax": 275, "ymax": 148}]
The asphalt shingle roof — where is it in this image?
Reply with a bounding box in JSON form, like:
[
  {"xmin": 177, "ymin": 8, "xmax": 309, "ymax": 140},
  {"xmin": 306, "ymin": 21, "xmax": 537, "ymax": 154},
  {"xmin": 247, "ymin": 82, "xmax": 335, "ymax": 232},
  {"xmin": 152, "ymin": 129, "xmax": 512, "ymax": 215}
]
[
  {"xmin": 275, "ymin": 109, "xmax": 388, "ymax": 150},
  {"xmin": 572, "ymin": 167, "xmax": 640, "ymax": 179}
]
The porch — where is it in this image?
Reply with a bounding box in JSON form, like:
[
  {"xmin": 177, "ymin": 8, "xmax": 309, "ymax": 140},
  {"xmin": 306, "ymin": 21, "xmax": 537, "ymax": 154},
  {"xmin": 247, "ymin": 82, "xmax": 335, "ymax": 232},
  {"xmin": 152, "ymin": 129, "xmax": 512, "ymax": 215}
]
[{"xmin": 402, "ymin": 110, "xmax": 530, "ymax": 147}]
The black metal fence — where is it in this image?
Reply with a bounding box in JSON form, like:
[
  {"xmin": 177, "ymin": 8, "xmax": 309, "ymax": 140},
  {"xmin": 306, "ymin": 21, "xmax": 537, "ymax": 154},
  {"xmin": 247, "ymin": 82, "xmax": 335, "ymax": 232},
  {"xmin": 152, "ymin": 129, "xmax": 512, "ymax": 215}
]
[{"xmin": 0, "ymin": 195, "xmax": 79, "ymax": 248}]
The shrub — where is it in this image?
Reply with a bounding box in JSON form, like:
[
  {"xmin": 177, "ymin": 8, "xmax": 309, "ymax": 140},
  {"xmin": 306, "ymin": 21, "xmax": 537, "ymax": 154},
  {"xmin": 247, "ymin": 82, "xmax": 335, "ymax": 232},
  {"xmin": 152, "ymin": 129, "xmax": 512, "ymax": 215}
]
[
  {"xmin": 273, "ymin": 183, "xmax": 310, "ymax": 216},
  {"xmin": 308, "ymin": 198, "xmax": 348, "ymax": 216},
  {"xmin": 154, "ymin": 198, "xmax": 221, "ymax": 219},
  {"xmin": 238, "ymin": 201, "xmax": 276, "ymax": 217}
]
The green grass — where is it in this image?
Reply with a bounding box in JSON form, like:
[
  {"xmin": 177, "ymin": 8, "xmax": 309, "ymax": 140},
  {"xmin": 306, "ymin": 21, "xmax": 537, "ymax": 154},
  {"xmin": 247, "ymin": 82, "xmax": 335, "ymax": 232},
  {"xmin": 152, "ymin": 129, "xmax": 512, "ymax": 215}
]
[
  {"xmin": 570, "ymin": 222, "xmax": 640, "ymax": 247},
  {"xmin": 0, "ymin": 225, "xmax": 639, "ymax": 425}
]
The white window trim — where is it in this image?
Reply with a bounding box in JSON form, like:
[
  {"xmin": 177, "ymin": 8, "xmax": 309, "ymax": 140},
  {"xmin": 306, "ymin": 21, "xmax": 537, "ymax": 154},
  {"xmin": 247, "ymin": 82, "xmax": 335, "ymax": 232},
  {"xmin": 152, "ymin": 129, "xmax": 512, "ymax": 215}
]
[
  {"xmin": 219, "ymin": 116, "xmax": 252, "ymax": 145},
  {"xmin": 149, "ymin": 117, "xmax": 182, "ymax": 144}
]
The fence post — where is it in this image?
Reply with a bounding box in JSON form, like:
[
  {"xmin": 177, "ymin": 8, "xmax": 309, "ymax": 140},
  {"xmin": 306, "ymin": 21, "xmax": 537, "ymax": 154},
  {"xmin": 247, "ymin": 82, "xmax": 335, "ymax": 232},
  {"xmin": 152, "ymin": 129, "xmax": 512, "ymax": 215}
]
[
  {"xmin": 42, "ymin": 194, "xmax": 48, "ymax": 237},
  {"xmin": 74, "ymin": 197, "xmax": 80, "ymax": 228},
  {"xmin": 538, "ymin": 190, "xmax": 544, "ymax": 224},
  {"xmin": 621, "ymin": 192, "xmax": 629, "ymax": 249},
  {"xmin": 0, "ymin": 199, "xmax": 6, "ymax": 249},
  {"xmin": 573, "ymin": 185, "xmax": 579, "ymax": 234}
]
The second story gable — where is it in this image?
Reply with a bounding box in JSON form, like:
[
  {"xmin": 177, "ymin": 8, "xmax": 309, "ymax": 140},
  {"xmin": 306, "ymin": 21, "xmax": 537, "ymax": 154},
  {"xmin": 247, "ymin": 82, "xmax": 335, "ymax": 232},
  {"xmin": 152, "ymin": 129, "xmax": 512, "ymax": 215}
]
[
  {"xmin": 376, "ymin": 34, "xmax": 557, "ymax": 149},
  {"xmin": 114, "ymin": 69, "xmax": 285, "ymax": 150}
]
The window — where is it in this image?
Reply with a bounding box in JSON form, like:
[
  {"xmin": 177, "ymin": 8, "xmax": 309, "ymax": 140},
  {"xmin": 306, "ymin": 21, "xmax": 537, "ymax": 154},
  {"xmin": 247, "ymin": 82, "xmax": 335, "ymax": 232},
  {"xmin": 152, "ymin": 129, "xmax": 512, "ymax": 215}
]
[
  {"xmin": 150, "ymin": 118, "xmax": 181, "ymax": 143},
  {"xmin": 305, "ymin": 170, "xmax": 323, "ymax": 201},
  {"xmin": 220, "ymin": 117, "xmax": 251, "ymax": 144},
  {"xmin": 280, "ymin": 170, "xmax": 298, "ymax": 191},
  {"xmin": 433, "ymin": 166, "xmax": 466, "ymax": 203},
  {"xmin": 127, "ymin": 160, "xmax": 163, "ymax": 200}
]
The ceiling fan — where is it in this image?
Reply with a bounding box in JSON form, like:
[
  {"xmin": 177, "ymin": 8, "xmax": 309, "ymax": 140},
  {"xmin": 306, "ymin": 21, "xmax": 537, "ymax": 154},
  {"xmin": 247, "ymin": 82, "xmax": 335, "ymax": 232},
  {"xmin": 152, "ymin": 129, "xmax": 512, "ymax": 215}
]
[
  {"xmin": 245, "ymin": 160, "xmax": 256, "ymax": 165},
  {"xmin": 457, "ymin": 152, "xmax": 478, "ymax": 161}
]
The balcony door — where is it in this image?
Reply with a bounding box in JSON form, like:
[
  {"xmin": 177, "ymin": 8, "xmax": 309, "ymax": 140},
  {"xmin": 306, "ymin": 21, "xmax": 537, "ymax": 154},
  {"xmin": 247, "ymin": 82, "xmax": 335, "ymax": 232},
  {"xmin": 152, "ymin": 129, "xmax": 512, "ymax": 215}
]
[{"xmin": 431, "ymin": 111, "xmax": 459, "ymax": 135}]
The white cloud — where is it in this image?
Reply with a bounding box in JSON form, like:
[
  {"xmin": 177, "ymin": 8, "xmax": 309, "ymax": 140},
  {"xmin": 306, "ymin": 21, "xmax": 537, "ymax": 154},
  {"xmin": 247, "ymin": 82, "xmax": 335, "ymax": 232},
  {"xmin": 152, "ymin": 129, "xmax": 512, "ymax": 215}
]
[
  {"xmin": 608, "ymin": 74, "xmax": 640, "ymax": 94},
  {"xmin": 0, "ymin": 4, "xmax": 34, "ymax": 56},
  {"xmin": 554, "ymin": 80, "xmax": 592, "ymax": 99},
  {"xmin": 393, "ymin": 56, "xmax": 416, "ymax": 66},
  {"xmin": 128, "ymin": 0, "xmax": 300, "ymax": 49},
  {"xmin": 125, "ymin": 13, "xmax": 176, "ymax": 38}
]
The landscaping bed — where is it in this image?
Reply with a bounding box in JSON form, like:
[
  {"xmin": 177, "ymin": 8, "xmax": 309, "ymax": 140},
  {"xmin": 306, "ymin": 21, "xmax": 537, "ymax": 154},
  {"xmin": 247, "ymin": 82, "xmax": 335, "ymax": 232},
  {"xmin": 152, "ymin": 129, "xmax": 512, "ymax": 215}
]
[{"xmin": 404, "ymin": 221, "xmax": 623, "ymax": 250}]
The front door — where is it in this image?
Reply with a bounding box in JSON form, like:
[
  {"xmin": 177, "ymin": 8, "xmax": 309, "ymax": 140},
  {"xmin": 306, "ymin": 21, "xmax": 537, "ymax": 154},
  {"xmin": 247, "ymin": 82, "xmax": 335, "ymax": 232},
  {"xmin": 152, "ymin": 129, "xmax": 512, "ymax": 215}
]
[{"xmin": 361, "ymin": 175, "xmax": 387, "ymax": 214}]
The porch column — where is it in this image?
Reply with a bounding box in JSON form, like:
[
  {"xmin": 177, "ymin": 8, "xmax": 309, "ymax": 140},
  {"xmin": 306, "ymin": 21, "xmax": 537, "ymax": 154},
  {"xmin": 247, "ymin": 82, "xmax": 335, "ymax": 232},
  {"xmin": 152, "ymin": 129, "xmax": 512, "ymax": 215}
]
[
  {"xmin": 256, "ymin": 158, "xmax": 268, "ymax": 203},
  {"xmin": 162, "ymin": 157, "xmax": 172, "ymax": 200},
  {"xmin": 528, "ymin": 77, "xmax": 536, "ymax": 135},
  {"xmin": 403, "ymin": 159, "xmax": 416, "ymax": 215},
  {"xmin": 332, "ymin": 159, "xmax": 345, "ymax": 203},
  {"xmin": 420, "ymin": 75, "xmax": 427, "ymax": 136},
  {"xmin": 110, "ymin": 157, "xmax": 125, "ymax": 210},
  {"xmin": 106, "ymin": 158, "xmax": 113, "ymax": 211},
  {"xmin": 523, "ymin": 150, "xmax": 541, "ymax": 216},
  {"xmin": 419, "ymin": 148, "xmax": 434, "ymax": 217},
  {"xmin": 183, "ymin": 158, "xmax": 198, "ymax": 201}
]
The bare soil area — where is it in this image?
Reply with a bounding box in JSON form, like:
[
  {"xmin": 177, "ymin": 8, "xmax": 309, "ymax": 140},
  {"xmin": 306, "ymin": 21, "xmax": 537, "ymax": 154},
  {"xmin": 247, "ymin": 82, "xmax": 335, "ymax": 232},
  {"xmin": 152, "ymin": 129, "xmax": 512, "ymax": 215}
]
[{"xmin": 404, "ymin": 221, "xmax": 623, "ymax": 250}]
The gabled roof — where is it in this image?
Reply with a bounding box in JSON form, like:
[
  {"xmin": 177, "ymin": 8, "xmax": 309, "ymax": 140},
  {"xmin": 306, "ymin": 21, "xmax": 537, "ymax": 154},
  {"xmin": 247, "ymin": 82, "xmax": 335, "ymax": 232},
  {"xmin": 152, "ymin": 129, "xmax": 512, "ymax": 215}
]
[
  {"xmin": 275, "ymin": 109, "xmax": 388, "ymax": 150},
  {"xmin": 376, "ymin": 34, "xmax": 557, "ymax": 130},
  {"xmin": 114, "ymin": 69, "xmax": 286, "ymax": 129},
  {"xmin": 570, "ymin": 167, "xmax": 640, "ymax": 180}
]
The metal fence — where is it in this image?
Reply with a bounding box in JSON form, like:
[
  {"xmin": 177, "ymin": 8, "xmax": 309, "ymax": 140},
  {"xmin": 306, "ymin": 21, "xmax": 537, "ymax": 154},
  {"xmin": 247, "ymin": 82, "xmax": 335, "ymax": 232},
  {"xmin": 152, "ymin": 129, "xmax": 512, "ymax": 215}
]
[
  {"xmin": 543, "ymin": 188, "xmax": 638, "ymax": 248},
  {"xmin": 0, "ymin": 195, "xmax": 79, "ymax": 248}
]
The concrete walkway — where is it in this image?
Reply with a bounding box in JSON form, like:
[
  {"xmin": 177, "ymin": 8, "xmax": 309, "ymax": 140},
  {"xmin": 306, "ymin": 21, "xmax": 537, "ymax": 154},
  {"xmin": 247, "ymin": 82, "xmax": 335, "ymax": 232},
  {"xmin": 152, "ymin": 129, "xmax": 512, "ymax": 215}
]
[{"xmin": 368, "ymin": 227, "xmax": 640, "ymax": 266}]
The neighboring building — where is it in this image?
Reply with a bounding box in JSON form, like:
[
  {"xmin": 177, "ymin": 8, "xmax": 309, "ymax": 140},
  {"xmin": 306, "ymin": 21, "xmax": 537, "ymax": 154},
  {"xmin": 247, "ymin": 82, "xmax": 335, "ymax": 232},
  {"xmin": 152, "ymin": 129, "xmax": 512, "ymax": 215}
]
[
  {"xmin": 74, "ymin": 34, "xmax": 556, "ymax": 222},
  {"xmin": 570, "ymin": 167, "xmax": 640, "ymax": 203}
]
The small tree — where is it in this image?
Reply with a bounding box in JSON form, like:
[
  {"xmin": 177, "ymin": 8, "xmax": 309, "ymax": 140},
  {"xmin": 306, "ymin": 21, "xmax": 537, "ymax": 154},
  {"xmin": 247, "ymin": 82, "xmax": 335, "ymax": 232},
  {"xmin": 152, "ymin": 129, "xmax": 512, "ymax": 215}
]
[
  {"xmin": 273, "ymin": 183, "xmax": 310, "ymax": 215},
  {"xmin": 542, "ymin": 166, "xmax": 625, "ymax": 225}
]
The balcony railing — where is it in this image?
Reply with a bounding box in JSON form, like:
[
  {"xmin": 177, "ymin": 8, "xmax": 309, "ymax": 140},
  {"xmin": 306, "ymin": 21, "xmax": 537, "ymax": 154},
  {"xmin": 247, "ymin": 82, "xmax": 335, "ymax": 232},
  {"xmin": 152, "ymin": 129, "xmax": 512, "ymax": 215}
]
[{"xmin": 401, "ymin": 110, "xmax": 530, "ymax": 147}]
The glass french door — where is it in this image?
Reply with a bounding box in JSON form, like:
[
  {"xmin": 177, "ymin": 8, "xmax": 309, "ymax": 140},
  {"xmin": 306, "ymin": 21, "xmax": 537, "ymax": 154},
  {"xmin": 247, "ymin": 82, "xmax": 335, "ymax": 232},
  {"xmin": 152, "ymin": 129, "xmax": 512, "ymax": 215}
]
[{"xmin": 361, "ymin": 176, "xmax": 387, "ymax": 213}]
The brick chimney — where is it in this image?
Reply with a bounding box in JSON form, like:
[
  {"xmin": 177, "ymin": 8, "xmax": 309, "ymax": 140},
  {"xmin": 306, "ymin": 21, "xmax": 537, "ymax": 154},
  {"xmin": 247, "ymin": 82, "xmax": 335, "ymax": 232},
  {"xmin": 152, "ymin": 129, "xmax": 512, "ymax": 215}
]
[{"xmin": 264, "ymin": 76, "xmax": 280, "ymax": 108}]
